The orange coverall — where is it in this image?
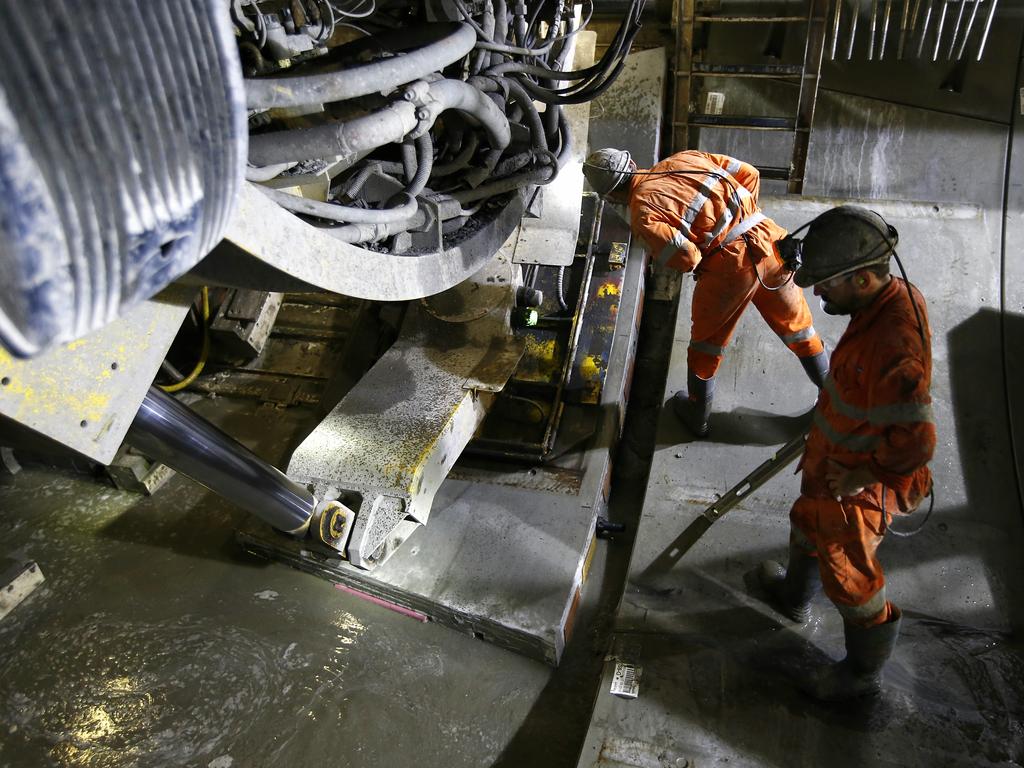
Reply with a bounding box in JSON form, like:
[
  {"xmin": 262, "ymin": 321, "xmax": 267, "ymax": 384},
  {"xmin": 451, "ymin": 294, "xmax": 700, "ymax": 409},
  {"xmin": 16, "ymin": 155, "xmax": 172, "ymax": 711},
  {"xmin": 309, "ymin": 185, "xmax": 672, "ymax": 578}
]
[
  {"xmin": 793, "ymin": 277, "xmax": 935, "ymax": 627},
  {"xmin": 627, "ymin": 151, "xmax": 823, "ymax": 379}
]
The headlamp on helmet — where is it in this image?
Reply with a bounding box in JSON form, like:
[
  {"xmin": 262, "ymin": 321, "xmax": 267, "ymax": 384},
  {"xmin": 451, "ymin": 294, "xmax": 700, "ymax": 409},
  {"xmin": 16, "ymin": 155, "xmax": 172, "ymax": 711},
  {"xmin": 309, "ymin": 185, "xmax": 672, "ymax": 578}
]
[{"xmin": 778, "ymin": 206, "xmax": 898, "ymax": 288}]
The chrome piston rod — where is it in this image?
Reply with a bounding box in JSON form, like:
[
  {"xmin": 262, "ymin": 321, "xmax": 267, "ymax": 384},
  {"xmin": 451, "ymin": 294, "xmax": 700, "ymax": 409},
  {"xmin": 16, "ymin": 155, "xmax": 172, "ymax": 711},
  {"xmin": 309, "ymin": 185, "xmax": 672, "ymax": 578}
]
[{"xmin": 127, "ymin": 387, "xmax": 315, "ymax": 535}]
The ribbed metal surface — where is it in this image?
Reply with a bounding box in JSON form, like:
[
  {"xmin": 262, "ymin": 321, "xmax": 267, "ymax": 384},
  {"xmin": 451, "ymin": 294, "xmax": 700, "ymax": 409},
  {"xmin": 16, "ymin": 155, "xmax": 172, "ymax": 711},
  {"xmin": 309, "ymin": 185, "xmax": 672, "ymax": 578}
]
[{"xmin": 0, "ymin": 0, "xmax": 246, "ymax": 357}]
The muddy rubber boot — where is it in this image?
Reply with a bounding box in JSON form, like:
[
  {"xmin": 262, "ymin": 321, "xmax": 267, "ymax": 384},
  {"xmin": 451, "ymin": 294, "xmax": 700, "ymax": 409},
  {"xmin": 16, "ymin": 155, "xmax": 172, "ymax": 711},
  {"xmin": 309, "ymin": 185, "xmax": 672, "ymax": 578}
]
[
  {"xmin": 801, "ymin": 607, "xmax": 902, "ymax": 702},
  {"xmin": 671, "ymin": 372, "xmax": 714, "ymax": 438},
  {"xmin": 757, "ymin": 544, "xmax": 820, "ymax": 623},
  {"xmin": 799, "ymin": 350, "xmax": 829, "ymax": 388}
]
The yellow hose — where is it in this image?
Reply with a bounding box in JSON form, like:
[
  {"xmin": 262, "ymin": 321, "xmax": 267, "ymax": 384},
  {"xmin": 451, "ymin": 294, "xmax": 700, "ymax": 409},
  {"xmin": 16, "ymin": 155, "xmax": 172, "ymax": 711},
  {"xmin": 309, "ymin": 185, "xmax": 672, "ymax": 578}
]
[{"xmin": 159, "ymin": 286, "xmax": 210, "ymax": 394}]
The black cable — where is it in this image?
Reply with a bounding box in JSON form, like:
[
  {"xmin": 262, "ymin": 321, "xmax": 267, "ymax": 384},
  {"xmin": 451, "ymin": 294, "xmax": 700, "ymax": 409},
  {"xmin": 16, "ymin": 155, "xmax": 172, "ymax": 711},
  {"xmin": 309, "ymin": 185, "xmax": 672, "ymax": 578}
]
[
  {"xmin": 891, "ymin": 250, "xmax": 928, "ymax": 348},
  {"xmin": 745, "ymin": 233, "xmax": 794, "ymax": 291},
  {"xmin": 882, "ymin": 484, "xmax": 935, "ymax": 538}
]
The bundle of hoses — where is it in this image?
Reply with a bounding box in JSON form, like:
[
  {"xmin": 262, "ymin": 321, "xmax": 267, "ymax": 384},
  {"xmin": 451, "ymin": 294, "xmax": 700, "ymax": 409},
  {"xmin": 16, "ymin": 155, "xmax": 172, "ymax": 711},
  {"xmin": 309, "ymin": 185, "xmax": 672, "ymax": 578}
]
[{"xmin": 239, "ymin": 1, "xmax": 644, "ymax": 249}]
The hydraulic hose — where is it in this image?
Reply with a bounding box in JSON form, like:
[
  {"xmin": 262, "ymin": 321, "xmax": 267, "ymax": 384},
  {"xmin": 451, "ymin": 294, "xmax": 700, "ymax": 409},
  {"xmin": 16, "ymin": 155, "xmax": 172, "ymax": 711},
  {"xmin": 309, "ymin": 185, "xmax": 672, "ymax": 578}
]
[
  {"xmin": 245, "ymin": 22, "xmax": 477, "ymax": 109},
  {"xmin": 446, "ymin": 166, "xmax": 555, "ymax": 204},
  {"xmin": 431, "ymin": 133, "xmax": 479, "ymax": 176},
  {"xmin": 341, "ymin": 162, "xmax": 379, "ymax": 197},
  {"xmin": 471, "ymin": 76, "xmax": 546, "ymax": 151},
  {"xmin": 400, "ymin": 139, "xmax": 418, "ymax": 182},
  {"xmin": 425, "ymin": 79, "xmax": 511, "ymax": 151},
  {"xmin": 249, "ymin": 78, "xmax": 508, "ymax": 168},
  {"xmin": 245, "ymin": 161, "xmax": 299, "ymax": 182},
  {"xmin": 407, "ymin": 134, "xmax": 434, "ymax": 196},
  {"xmin": 248, "ymin": 99, "xmax": 417, "ymax": 166},
  {"xmin": 325, "ymin": 212, "xmax": 427, "ymax": 243},
  {"xmin": 257, "ymin": 185, "xmax": 419, "ymax": 224}
]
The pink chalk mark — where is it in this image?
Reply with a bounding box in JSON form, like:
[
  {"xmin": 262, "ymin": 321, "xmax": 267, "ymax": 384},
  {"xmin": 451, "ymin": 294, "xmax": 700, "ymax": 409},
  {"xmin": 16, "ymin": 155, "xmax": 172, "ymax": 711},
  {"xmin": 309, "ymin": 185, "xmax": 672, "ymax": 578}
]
[{"xmin": 334, "ymin": 583, "xmax": 429, "ymax": 622}]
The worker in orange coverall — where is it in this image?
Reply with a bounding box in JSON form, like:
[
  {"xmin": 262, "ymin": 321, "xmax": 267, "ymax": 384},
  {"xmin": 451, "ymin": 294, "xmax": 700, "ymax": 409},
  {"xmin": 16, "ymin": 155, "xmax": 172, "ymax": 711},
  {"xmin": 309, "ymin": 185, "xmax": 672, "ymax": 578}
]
[
  {"xmin": 582, "ymin": 148, "xmax": 827, "ymax": 437},
  {"xmin": 757, "ymin": 205, "xmax": 935, "ymax": 701}
]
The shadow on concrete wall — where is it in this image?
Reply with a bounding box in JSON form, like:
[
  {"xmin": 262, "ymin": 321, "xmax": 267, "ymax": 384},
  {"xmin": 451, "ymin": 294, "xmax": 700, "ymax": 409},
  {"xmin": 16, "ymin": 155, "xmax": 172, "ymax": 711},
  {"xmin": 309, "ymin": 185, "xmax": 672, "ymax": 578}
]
[
  {"xmin": 946, "ymin": 307, "xmax": 1023, "ymax": 527},
  {"xmin": 946, "ymin": 307, "xmax": 1024, "ymax": 631}
]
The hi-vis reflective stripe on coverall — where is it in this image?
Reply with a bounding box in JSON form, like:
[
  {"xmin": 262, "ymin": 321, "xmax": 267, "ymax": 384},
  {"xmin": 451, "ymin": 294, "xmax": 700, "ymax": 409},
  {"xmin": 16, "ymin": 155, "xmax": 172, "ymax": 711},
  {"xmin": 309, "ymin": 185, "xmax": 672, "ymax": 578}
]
[
  {"xmin": 627, "ymin": 151, "xmax": 823, "ymax": 379},
  {"xmin": 793, "ymin": 278, "xmax": 935, "ymax": 627}
]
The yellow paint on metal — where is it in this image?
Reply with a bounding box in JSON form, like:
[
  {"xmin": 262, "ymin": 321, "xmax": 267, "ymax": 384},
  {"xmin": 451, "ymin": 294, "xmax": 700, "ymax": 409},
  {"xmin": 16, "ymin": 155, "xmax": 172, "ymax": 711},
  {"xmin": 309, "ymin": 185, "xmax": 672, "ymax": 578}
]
[
  {"xmin": 580, "ymin": 354, "xmax": 603, "ymax": 382},
  {"xmin": 582, "ymin": 532, "xmax": 597, "ymax": 584},
  {"xmin": 525, "ymin": 336, "xmax": 558, "ymax": 364},
  {"xmin": 0, "ymin": 346, "xmax": 113, "ymax": 422},
  {"xmin": 597, "ymin": 281, "xmax": 621, "ymax": 298},
  {"xmin": 518, "ymin": 335, "xmax": 562, "ymax": 381}
]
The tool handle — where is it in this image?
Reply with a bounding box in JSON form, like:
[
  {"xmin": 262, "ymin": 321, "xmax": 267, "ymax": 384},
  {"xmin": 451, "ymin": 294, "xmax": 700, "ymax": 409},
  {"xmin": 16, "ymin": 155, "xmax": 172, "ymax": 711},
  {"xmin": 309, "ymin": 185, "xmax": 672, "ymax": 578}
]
[{"xmin": 701, "ymin": 431, "xmax": 808, "ymax": 522}]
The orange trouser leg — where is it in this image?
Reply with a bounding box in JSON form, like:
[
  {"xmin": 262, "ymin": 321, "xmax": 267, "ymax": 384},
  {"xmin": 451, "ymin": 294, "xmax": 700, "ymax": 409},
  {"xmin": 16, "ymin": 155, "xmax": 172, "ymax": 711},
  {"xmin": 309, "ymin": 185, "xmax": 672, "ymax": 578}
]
[
  {"xmin": 750, "ymin": 254, "xmax": 824, "ymax": 359},
  {"xmin": 789, "ymin": 494, "xmax": 891, "ymax": 627},
  {"xmin": 686, "ymin": 258, "xmax": 758, "ymax": 380}
]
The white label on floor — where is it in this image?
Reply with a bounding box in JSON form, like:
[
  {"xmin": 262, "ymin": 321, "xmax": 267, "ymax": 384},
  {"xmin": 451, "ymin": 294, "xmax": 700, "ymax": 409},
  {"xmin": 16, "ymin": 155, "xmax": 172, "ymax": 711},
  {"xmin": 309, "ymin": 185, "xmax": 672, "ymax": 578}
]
[{"xmin": 610, "ymin": 662, "xmax": 639, "ymax": 699}]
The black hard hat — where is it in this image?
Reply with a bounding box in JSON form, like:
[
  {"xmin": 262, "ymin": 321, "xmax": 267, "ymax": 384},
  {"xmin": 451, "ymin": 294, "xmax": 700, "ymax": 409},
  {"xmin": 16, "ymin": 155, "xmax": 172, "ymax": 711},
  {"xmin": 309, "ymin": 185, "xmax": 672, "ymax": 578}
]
[
  {"xmin": 582, "ymin": 148, "xmax": 633, "ymax": 196},
  {"xmin": 793, "ymin": 205, "xmax": 898, "ymax": 288}
]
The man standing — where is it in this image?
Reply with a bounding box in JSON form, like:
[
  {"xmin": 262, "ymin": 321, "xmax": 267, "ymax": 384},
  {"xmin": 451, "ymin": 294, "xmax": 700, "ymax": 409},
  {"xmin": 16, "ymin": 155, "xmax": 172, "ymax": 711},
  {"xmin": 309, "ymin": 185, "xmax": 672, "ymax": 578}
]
[
  {"xmin": 582, "ymin": 148, "xmax": 828, "ymax": 437},
  {"xmin": 758, "ymin": 205, "xmax": 935, "ymax": 701}
]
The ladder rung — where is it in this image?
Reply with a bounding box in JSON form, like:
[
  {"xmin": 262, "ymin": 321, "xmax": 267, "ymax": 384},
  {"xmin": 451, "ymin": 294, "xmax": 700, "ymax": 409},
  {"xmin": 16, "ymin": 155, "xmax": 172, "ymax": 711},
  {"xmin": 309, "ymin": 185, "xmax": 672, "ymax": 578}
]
[
  {"xmin": 689, "ymin": 72, "xmax": 805, "ymax": 79},
  {"xmin": 691, "ymin": 63, "xmax": 804, "ymax": 76},
  {"xmin": 687, "ymin": 115, "xmax": 797, "ymax": 130},
  {"xmin": 691, "ymin": 15, "xmax": 808, "ymax": 23},
  {"xmin": 755, "ymin": 166, "xmax": 792, "ymax": 180}
]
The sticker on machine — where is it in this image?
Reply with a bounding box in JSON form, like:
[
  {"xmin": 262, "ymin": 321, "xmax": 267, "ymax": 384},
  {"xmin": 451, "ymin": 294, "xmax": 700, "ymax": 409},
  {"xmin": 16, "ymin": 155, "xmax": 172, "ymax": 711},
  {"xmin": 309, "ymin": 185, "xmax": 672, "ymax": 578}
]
[{"xmin": 610, "ymin": 661, "xmax": 640, "ymax": 699}]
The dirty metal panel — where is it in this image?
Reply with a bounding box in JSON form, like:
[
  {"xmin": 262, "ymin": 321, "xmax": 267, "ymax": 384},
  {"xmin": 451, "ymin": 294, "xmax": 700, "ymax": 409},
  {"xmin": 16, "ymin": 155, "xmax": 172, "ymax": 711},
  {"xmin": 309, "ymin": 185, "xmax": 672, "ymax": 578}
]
[
  {"xmin": 466, "ymin": 336, "xmax": 532, "ymax": 393},
  {"xmin": 0, "ymin": 287, "xmax": 191, "ymax": 464},
  {"xmin": 513, "ymin": 32, "xmax": 596, "ymax": 267},
  {"xmin": 587, "ymin": 47, "xmax": 667, "ymax": 167},
  {"xmin": 248, "ymin": 336, "xmax": 346, "ymax": 380},
  {"xmin": 239, "ymin": 477, "xmax": 601, "ymax": 666},
  {"xmin": 273, "ymin": 301, "xmax": 359, "ymax": 339},
  {"xmin": 194, "ymin": 371, "xmax": 324, "ymax": 406},
  {"xmin": 447, "ymin": 463, "xmax": 583, "ymax": 495}
]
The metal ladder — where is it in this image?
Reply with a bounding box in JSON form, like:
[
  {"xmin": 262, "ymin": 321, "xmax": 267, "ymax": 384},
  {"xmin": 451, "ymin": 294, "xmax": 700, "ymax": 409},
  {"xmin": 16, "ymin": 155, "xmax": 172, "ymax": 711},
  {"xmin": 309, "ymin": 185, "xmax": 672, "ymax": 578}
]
[{"xmin": 670, "ymin": 0, "xmax": 829, "ymax": 194}]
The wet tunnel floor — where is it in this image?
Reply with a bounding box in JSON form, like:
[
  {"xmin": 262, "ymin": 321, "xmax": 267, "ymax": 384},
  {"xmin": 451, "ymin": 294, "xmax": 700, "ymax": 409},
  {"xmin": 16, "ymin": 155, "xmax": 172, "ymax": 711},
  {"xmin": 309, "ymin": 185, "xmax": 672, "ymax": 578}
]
[
  {"xmin": 0, "ymin": 295, "xmax": 676, "ymax": 768},
  {"xmin": 0, "ymin": 449, "xmax": 597, "ymax": 768}
]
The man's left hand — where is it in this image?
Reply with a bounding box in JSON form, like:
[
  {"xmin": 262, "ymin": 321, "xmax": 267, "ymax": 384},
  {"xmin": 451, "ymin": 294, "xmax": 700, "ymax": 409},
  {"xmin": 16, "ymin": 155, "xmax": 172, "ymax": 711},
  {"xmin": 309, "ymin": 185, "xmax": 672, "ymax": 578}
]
[{"xmin": 825, "ymin": 459, "xmax": 876, "ymax": 501}]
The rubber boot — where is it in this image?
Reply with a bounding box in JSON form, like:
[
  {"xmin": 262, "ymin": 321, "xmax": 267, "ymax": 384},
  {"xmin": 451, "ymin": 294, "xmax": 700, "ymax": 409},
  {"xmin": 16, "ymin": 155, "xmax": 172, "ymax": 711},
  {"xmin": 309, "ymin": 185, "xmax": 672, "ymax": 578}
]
[
  {"xmin": 671, "ymin": 371, "xmax": 714, "ymax": 438},
  {"xmin": 757, "ymin": 543, "xmax": 821, "ymax": 623},
  {"xmin": 799, "ymin": 350, "xmax": 829, "ymax": 388},
  {"xmin": 801, "ymin": 607, "xmax": 902, "ymax": 702}
]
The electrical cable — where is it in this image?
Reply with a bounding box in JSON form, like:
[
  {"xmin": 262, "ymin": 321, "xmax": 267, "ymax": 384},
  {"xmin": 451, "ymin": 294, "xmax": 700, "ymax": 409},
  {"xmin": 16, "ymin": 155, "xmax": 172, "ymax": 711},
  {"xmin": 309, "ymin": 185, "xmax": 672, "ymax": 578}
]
[
  {"xmin": 882, "ymin": 483, "xmax": 935, "ymax": 538},
  {"xmin": 159, "ymin": 287, "xmax": 210, "ymax": 394},
  {"xmin": 313, "ymin": 0, "xmax": 336, "ymax": 43},
  {"xmin": 745, "ymin": 232, "xmax": 795, "ymax": 291},
  {"xmin": 542, "ymin": 0, "xmax": 595, "ymax": 47},
  {"xmin": 891, "ymin": 249, "xmax": 928, "ymax": 347},
  {"xmin": 556, "ymin": 266, "xmax": 568, "ymax": 310},
  {"xmin": 329, "ymin": 0, "xmax": 375, "ymax": 19}
]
